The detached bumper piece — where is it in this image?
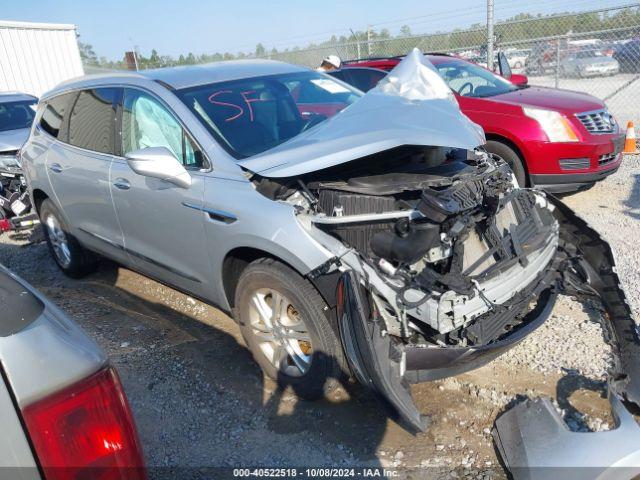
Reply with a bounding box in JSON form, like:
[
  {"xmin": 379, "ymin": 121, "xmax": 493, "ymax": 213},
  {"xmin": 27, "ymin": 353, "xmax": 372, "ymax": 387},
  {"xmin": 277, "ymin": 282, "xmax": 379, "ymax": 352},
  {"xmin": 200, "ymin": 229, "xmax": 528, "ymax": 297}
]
[
  {"xmin": 550, "ymin": 196, "xmax": 640, "ymax": 407},
  {"xmin": 494, "ymin": 196, "xmax": 640, "ymax": 478},
  {"xmin": 493, "ymin": 392, "xmax": 640, "ymax": 480}
]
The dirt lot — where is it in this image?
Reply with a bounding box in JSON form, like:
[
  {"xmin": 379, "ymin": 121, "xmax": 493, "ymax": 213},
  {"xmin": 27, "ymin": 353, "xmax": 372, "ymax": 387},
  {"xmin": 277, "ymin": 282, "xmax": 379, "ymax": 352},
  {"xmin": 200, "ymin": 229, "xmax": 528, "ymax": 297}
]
[{"xmin": 1, "ymin": 155, "xmax": 638, "ymax": 479}]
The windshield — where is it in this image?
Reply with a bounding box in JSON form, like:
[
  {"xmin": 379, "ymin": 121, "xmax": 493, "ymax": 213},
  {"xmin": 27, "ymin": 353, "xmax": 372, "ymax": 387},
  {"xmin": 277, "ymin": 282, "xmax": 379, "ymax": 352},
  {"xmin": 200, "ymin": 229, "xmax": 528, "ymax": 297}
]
[
  {"xmin": 176, "ymin": 71, "xmax": 362, "ymax": 158},
  {"xmin": 0, "ymin": 100, "xmax": 36, "ymax": 132},
  {"xmin": 434, "ymin": 59, "xmax": 518, "ymax": 98}
]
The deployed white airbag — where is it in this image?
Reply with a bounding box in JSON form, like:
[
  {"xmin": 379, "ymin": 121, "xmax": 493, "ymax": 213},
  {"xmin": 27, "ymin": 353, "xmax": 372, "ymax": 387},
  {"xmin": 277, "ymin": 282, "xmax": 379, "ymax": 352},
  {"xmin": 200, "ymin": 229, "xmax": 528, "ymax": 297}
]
[{"xmin": 239, "ymin": 49, "xmax": 485, "ymax": 178}]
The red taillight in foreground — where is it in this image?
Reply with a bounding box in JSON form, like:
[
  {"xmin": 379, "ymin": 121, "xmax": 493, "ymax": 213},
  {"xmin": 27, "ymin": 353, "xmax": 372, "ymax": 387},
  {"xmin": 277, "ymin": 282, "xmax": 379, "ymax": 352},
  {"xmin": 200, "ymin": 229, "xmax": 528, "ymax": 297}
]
[{"xmin": 22, "ymin": 366, "xmax": 146, "ymax": 480}]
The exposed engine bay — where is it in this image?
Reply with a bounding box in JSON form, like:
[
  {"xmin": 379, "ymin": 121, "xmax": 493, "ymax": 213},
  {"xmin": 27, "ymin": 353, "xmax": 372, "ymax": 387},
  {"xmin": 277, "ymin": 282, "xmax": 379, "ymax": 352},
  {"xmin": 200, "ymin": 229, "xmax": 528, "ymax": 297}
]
[
  {"xmin": 245, "ymin": 48, "xmax": 640, "ymax": 457},
  {"xmin": 255, "ymin": 145, "xmax": 560, "ymax": 349}
]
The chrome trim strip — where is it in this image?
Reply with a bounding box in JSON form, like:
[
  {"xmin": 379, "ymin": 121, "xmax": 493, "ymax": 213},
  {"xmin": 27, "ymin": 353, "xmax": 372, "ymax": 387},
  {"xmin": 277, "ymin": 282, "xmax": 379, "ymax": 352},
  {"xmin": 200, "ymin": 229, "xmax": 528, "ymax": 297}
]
[
  {"xmin": 181, "ymin": 202, "xmax": 237, "ymax": 224},
  {"xmin": 125, "ymin": 248, "xmax": 202, "ymax": 283},
  {"xmin": 311, "ymin": 210, "xmax": 420, "ymax": 225},
  {"xmin": 78, "ymin": 228, "xmax": 124, "ymax": 250},
  {"xmin": 77, "ymin": 227, "xmax": 201, "ymax": 283}
]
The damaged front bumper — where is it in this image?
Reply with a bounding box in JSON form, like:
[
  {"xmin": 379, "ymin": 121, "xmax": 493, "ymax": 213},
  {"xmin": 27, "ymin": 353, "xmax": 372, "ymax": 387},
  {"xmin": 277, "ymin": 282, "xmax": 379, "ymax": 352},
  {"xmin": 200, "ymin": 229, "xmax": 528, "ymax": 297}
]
[
  {"xmin": 493, "ymin": 392, "xmax": 640, "ymax": 480},
  {"xmin": 336, "ymin": 194, "xmax": 640, "ymax": 443},
  {"xmin": 493, "ymin": 196, "xmax": 640, "ymax": 478}
]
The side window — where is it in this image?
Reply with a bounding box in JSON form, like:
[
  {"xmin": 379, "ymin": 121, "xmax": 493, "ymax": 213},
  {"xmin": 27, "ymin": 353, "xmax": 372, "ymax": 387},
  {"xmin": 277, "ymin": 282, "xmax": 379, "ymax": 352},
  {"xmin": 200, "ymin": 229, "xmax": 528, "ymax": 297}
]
[
  {"xmin": 328, "ymin": 70, "xmax": 348, "ymax": 82},
  {"xmin": 39, "ymin": 93, "xmax": 74, "ymax": 139},
  {"xmin": 346, "ymin": 69, "xmax": 386, "ymax": 92},
  {"xmin": 68, "ymin": 88, "xmax": 119, "ymax": 154},
  {"xmin": 122, "ymin": 89, "xmax": 203, "ymax": 169}
]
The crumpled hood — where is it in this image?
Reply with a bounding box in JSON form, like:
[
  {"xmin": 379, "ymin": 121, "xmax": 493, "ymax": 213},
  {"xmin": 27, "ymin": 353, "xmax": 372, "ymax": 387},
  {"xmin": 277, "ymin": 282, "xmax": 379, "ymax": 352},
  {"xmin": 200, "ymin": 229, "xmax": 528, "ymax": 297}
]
[
  {"xmin": 0, "ymin": 128, "xmax": 30, "ymax": 153},
  {"xmin": 239, "ymin": 49, "xmax": 485, "ymax": 178}
]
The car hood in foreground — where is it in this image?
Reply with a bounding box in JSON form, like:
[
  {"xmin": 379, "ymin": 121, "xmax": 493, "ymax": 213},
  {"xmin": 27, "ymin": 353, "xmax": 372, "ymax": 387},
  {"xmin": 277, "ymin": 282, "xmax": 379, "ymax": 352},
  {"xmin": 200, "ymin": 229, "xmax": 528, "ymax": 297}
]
[
  {"xmin": 0, "ymin": 128, "xmax": 30, "ymax": 153},
  {"xmin": 490, "ymin": 85, "xmax": 604, "ymax": 113},
  {"xmin": 238, "ymin": 49, "xmax": 485, "ymax": 178}
]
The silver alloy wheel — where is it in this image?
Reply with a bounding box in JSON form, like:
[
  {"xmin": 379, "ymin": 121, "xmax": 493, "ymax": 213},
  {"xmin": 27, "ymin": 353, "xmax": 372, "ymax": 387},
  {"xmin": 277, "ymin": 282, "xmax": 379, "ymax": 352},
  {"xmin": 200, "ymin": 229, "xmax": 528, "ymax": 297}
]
[
  {"xmin": 45, "ymin": 214, "xmax": 72, "ymax": 268},
  {"xmin": 248, "ymin": 288, "xmax": 313, "ymax": 377}
]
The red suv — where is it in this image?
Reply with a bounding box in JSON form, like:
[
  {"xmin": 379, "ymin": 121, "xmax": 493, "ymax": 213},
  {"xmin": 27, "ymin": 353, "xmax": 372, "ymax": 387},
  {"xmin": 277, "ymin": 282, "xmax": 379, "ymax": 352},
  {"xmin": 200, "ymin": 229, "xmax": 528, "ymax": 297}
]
[{"xmin": 330, "ymin": 54, "xmax": 623, "ymax": 193}]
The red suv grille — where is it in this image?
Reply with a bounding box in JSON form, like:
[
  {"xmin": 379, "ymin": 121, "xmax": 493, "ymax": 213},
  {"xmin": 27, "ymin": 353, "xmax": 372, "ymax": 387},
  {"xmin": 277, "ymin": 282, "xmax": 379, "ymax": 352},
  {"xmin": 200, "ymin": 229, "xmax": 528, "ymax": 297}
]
[{"xmin": 576, "ymin": 110, "xmax": 616, "ymax": 134}]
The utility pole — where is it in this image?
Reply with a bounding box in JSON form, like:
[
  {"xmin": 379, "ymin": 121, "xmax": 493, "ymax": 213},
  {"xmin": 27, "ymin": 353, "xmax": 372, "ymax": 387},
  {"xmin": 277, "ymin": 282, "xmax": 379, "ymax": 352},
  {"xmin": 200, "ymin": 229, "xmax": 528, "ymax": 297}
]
[
  {"xmin": 133, "ymin": 45, "xmax": 139, "ymax": 71},
  {"xmin": 367, "ymin": 25, "xmax": 372, "ymax": 57},
  {"xmin": 350, "ymin": 28, "xmax": 361, "ymax": 60},
  {"xmin": 487, "ymin": 0, "xmax": 494, "ymax": 70},
  {"xmin": 555, "ymin": 36, "xmax": 561, "ymax": 88}
]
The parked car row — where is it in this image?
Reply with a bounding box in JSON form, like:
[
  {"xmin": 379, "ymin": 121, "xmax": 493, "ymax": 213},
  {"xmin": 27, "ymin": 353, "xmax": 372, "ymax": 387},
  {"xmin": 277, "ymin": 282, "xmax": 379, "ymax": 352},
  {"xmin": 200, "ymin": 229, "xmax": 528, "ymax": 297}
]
[{"xmin": 459, "ymin": 37, "xmax": 640, "ymax": 77}]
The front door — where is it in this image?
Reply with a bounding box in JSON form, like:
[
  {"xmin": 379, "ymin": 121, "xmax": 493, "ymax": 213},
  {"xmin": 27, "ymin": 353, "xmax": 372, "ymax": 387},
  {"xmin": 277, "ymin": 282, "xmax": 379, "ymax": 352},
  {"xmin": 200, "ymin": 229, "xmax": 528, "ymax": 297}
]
[
  {"xmin": 44, "ymin": 88, "xmax": 127, "ymax": 262},
  {"xmin": 110, "ymin": 88, "xmax": 213, "ymax": 298}
]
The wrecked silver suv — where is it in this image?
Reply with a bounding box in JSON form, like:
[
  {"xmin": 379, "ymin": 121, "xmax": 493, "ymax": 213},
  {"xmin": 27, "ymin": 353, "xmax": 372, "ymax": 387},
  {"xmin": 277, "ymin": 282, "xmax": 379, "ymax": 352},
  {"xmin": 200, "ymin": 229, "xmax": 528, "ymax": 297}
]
[{"xmin": 24, "ymin": 50, "xmax": 639, "ymax": 437}]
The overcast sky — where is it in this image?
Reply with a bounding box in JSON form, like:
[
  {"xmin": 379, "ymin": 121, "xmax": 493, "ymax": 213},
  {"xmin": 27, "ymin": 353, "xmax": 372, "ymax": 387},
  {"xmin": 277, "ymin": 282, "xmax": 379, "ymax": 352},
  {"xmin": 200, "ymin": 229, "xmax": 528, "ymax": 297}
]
[{"xmin": 3, "ymin": 0, "xmax": 630, "ymax": 60}]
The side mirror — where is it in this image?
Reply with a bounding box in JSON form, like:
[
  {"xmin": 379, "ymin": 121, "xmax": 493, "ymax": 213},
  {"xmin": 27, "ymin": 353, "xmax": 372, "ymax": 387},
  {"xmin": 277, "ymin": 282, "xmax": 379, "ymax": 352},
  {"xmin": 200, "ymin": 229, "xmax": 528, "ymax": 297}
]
[
  {"xmin": 497, "ymin": 51, "xmax": 512, "ymax": 80},
  {"xmin": 125, "ymin": 147, "xmax": 191, "ymax": 189},
  {"xmin": 510, "ymin": 74, "xmax": 529, "ymax": 87}
]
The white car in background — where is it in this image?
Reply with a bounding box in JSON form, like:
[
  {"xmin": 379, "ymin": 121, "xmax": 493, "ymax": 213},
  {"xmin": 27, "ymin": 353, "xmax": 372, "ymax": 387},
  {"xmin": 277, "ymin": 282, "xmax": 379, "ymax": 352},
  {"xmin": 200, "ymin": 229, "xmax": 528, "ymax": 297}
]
[{"xmin": 503, "ymin": 48, "xmax": 531, "ymax": 72}]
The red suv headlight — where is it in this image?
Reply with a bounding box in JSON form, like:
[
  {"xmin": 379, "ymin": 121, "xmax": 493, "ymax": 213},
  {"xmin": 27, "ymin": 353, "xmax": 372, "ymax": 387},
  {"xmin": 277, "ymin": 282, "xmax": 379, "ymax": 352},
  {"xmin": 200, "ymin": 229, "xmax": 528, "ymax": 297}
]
[{"xmin": 22, "ymin": 366, "xmax": 146, "ymax": 480}]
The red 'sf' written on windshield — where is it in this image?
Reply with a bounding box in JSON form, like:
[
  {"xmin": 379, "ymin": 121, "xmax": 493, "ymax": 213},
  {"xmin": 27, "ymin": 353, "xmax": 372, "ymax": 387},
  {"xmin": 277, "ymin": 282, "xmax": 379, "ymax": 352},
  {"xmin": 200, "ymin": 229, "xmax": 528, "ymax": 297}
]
[{"xmin": 208, "ymin": 90, "xmax": 267, "ymax": 122}]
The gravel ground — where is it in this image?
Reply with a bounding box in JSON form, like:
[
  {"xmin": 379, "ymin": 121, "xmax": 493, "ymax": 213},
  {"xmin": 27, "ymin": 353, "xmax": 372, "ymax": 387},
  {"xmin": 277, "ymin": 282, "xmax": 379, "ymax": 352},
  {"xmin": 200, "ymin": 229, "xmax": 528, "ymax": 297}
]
[{"xmin": 1, "ymin": 155, "xmax": 638, "ymax": 478}]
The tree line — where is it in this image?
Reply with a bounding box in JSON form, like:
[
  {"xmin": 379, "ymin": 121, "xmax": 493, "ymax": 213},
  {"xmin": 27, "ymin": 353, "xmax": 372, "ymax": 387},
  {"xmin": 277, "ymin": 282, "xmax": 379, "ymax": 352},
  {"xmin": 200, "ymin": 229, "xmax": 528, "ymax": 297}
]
[{"xmin": 79, "ymin": 6, "xmax": 640, "ymax": 70}]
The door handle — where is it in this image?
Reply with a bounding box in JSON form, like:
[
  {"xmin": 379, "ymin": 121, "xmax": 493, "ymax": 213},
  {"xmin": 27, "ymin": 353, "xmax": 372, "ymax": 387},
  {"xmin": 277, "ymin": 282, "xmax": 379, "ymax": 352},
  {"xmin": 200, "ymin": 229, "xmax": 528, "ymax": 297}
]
[
  {"xmin": 113, "ymin": 178, "xmax": 130, "ymax": 190},
  {"xmin": 50, "ymin": 163, "xmax": 63, "ymax": 173}
]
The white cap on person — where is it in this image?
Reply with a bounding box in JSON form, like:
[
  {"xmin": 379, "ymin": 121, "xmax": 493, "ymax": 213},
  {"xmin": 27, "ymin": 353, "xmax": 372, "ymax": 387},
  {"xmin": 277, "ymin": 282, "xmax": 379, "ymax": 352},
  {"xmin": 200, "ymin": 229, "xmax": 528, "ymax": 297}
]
[{"xmin": 322, "ymin": 55, "xmax": 342, "ymax": 69}]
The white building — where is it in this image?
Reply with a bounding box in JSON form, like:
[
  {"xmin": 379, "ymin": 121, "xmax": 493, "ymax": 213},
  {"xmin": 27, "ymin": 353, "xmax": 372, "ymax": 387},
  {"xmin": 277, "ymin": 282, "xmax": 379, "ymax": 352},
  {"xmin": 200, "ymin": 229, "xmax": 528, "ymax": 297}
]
[{"xmin": 0, "ymin": 20, "xmax": 84, "ymax": 98}]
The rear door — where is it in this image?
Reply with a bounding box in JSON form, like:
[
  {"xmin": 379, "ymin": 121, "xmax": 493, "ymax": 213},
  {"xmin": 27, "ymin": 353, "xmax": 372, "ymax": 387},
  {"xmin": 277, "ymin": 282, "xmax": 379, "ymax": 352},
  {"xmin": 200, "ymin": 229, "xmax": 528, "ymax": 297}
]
[
  {"xmin": 44, "ymin": 88, "xmax": 127, "ymax": 262},
  {"xmin": 109, "ymin": 88, "xmax": 213, "ymax": 298},
  {"xmin": 340, "ymin": 69, "xmax": 387, "ymax": 92}
]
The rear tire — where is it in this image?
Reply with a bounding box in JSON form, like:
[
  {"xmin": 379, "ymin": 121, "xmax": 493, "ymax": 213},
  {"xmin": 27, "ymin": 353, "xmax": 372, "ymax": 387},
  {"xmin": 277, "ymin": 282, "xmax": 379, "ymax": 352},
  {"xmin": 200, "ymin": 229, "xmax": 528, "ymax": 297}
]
[
  {"xmin": 485, "ymin": 140, "xmax": 527, "ymax": 188},
  {"xmin": 235, "ymin": 258, "xmax": 347, "ymax": 400},
  {"xmin": 40, "ymin": 199, "xmax": 97, "ymax": 278}
]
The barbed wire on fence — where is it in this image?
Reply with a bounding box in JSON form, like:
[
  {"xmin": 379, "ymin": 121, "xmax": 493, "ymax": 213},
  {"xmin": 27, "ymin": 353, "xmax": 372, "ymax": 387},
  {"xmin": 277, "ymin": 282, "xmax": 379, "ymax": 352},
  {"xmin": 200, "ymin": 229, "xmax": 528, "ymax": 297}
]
[
  {"xmin": 252, "ymin": 4, "xmax": 640, "ymax": 124},
  {"xmin": 82, "ymin": 4, "xmax": 640, "ymax": 124}
]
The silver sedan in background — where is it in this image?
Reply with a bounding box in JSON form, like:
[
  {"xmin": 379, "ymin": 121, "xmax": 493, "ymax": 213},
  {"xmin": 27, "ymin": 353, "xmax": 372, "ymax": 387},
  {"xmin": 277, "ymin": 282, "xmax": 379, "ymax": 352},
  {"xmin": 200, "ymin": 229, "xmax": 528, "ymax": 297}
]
[{"xmin": 562, "ymin": 47, "xmax": 620, "ymax": 77}]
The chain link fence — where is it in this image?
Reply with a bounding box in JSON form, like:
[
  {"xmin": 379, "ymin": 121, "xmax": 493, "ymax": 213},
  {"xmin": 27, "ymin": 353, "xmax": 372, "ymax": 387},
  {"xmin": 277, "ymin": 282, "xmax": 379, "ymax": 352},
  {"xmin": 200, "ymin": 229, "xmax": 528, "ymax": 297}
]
[{"xmin": 264, "ymin": 4, "xmax": 640, "ymax": 126}]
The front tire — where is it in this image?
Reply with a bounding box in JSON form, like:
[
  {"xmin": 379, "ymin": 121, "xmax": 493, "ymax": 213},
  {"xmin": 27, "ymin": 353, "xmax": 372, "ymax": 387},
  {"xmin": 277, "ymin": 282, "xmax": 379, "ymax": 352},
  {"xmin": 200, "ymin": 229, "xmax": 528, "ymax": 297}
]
[
  {"xmin": 485, "ymin": 140, "xmax": 527, "ymax": 187},
  {"xmin": 235, "ymin": 258, "xmax": 346, "ymax": 400},
  {"xmin": 40, "ymin": 199, "xmax": 97, "ymax": 277}
]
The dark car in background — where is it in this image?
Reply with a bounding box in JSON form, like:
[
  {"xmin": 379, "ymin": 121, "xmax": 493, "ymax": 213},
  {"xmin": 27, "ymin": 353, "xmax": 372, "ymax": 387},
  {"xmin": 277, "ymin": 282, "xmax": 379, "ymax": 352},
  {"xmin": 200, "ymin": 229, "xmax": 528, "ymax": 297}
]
[
  {"xmin": 614, "ymin": 39, "xmax": 640, "ymax": 72},
  {"xmin": 0, "ymin": 263, "xmax": 145, "ymax": 479},
  {"xmin": 332, "ymin": 53, "xmax": 624, "ymax": 193}
]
